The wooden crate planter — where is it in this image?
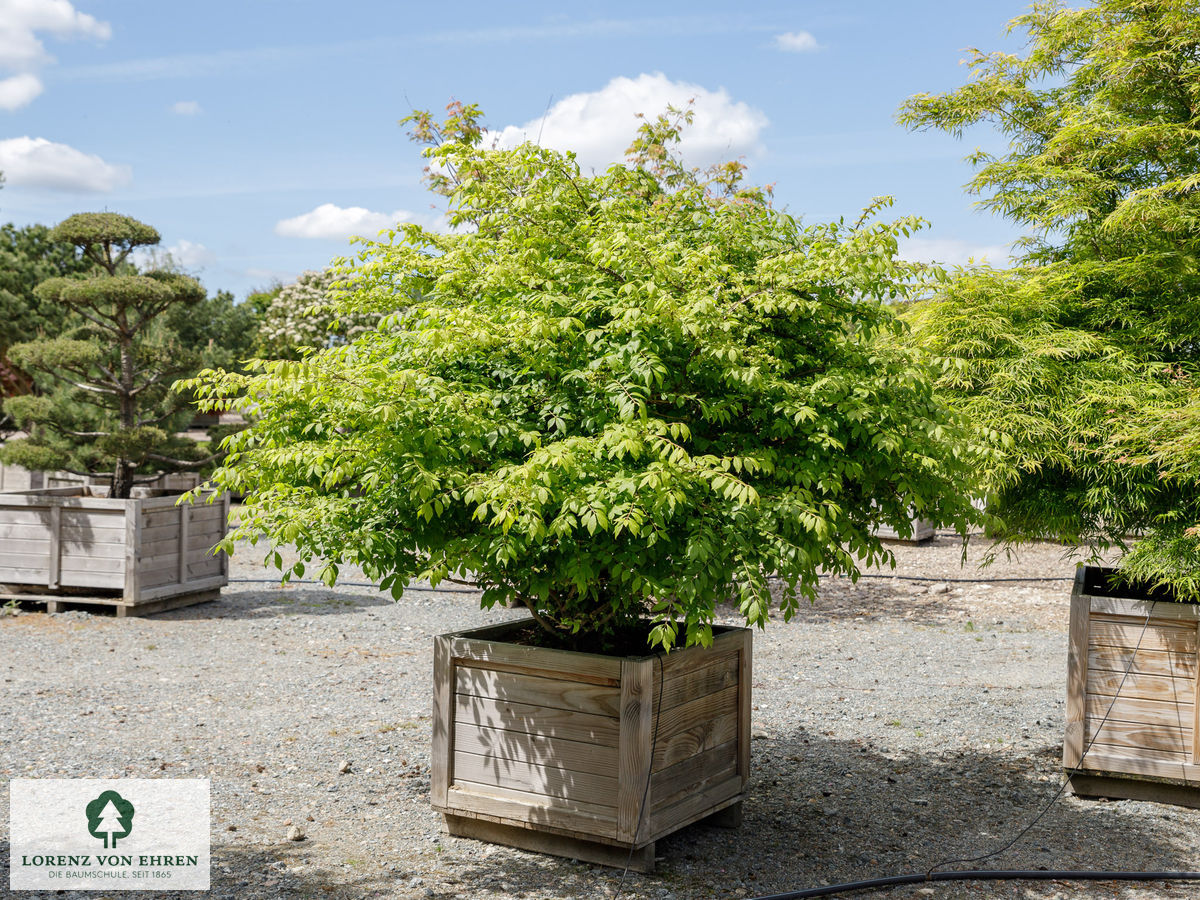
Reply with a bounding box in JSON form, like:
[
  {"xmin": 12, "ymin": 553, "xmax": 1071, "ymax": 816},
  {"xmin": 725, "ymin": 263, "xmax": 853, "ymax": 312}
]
[
  {"xmin": 0, "ymin": 487, "xmax": 229, "ymax": 616},
  {"xmin": 431, "ymin": 620, "xmax": 752, "ymax": 871},
  {"xmin": 1064, "ymin": 565, "xmax": 1200, "ymax": 807},
  {"xmin": 872, "ymin": 518, "xmax": 935, "ymax": 543}
]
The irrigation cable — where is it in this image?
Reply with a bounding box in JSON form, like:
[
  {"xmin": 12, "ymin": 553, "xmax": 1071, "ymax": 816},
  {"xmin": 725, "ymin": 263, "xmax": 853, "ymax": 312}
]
[
  {"xmin": 848, "ymin": 573, "xmax": 1074, "ymax": 583},
  {"xmin": 748, "ymin": 869, "xmax": 1200, "ymax": 899}
]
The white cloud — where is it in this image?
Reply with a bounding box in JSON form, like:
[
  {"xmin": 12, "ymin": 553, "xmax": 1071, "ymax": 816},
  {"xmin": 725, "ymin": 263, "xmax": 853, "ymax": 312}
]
[
  {"xmin": 774, "ymin": 31, "xmax": 819, "ymax": 53},
  {"xmin": 898, "ymin": 237, "xmax": 1013, "ymax": 268},
  {"xmin": 0, "ymin": 0, "xmax": 110, "ymax": 109},
  {"xmin": 274, "ymin": 203, "xmax": 415, "ymax": 240},
  {"xmin": 0, "ymin": 72, "xmax": 42, "ymax": 110},
  {"xmin": 170, "ymin": 99, "xmax": 201, "ymax": 116},
  {"xmin": 486, "ymin": 72, "xmax": 769, "ymax": 173},
  {"xmin": 166, "ymin": 239, "xmax": 215, "ymax": 268},
  {"xmin": 132, "ymin": 239, "xmax": 216, "ymax": 272},
  {"xmin": 0, "ymin": 136, "xmax": 130, "ymax": 191}
]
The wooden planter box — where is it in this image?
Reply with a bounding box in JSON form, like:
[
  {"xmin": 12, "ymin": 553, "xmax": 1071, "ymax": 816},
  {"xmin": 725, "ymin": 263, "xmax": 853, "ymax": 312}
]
[
  {"xmin": 872, "ymin": 518, "xmax": 935, "ymax": 543},
  {"xmin": 431, "ymin": 620, "xmax": 752, "ymax": 871},
  {"xmin": 0, "ymin": 487, "xmax": 229, "ymax": 616},
  {"xmin": 1064, "ymin": 565, "xmax": 1200, "ymax": 807},
  {"xmin": 0, "ymin": 464, "xmax": 200, "ymax": 495}
]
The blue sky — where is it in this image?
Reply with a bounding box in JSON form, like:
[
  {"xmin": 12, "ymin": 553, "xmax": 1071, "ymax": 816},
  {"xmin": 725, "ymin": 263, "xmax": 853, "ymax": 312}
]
[{"xmin": 1, "ymin": 1, "xmax": 1031, "ymax": 300}]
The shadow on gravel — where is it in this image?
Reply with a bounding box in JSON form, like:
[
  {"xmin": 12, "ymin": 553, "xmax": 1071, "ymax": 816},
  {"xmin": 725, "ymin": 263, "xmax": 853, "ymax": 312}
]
[
  {"xmin": 428, "ymin": 726, "xmax": 1200, "ymax": 899},
  {"xmin": 4, "ymin": 728, "xmax": 1197, "ymax": 899},
  {"xmin": 0, "ymin": 838, "xmax": 405, "ymax": 899},
  {"xmin": 158, "ymin": 588, "xmax": 394, "ymax": 621}
]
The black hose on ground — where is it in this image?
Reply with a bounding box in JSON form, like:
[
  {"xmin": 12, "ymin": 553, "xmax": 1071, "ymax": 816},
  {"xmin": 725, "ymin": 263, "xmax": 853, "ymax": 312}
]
[{"xmin": 748, "ymin": 869, "xmax": 1200, "ymax": 899}]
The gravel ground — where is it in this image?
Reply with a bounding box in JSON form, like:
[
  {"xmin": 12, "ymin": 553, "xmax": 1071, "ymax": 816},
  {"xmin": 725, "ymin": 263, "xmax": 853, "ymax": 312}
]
[{"xmin": 3, "ymin": 530, "xmax": 1200, "ymax": 900}]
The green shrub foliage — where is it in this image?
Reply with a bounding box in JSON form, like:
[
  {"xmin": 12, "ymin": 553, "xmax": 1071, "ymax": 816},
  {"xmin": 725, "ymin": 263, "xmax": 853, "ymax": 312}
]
[
  {"xmin": 188, "ymin": 107, "xmax": 977, "ymax": 651},
  {"xmin": 898, "ymin": 0, "xmax": 1200, "ymax": 595}
]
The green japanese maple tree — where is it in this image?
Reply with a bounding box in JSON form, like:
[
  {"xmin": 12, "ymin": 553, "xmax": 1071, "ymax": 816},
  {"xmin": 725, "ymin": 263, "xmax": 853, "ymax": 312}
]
[
  {"xmin": 187, "ymin": 105, "xmax": 978, "ymax": 651},
  {"xmin": 898, "ymin": 0, "xmax": 1200, "ymax": 593}
]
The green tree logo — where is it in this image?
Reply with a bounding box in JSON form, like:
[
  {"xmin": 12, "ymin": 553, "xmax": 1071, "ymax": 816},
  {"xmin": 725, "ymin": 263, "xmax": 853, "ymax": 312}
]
[{"xmin": 85, "ymin": 790, "xmax": 135, "ymax": 849}]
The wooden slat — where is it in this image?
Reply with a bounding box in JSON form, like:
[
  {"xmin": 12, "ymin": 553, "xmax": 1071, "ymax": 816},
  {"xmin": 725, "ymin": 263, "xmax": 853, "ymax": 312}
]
[
  {"xmin": 658, "ymin": 653, "xmax": 739, "ymax": 710},
  {"xmin": 0, "ymin": 539, "xmax": 51, "ymax": 557},
  {"xmin": 736, "ymin": 630, "xmax": 752, "ymax": 782},
  {"xmin": 652, "ymin": 712, "xmax": 738, "ymax": 771},
  {"xmin": 454, "ymin": 722, "xmax": 617, "ymax": 778},
  {"xmin": 655, "ymin": 629, "xmax": 744, "ymax": 678},
  {"xmin": 452, "ymin": 750, "xmax": 617, "ymax": 809},
  {"xmin": 1081, "ymin": 750, "xmax": 1200, "ymax": 784},
  {"xmin": 1194, "ymin": 629, "xmax": 1200, "ymax": 765},
  {"xmin": 1087, "ymin": 670, "xmax": 1194, "ymax": 705},
  {"xmin": 135, "ymin": 573, "xmax": 225, "ymax": 602},
  {"xmin": 449, "ymin": 633, "xmax": 621, "ymax": 685},
  {"xmin": 649, "ymin": 739, "xmax": 737, "ymax": 809},
  {"xmin": 46, "ymin": 504, "xmax": 60, "ymax": 589},
  {"xmin": 59, "ymin": 541, "xmax": 125, "ymax": 561},
  {"xmin": 1087, "ymin": 742, "xmax": 1191, "ymax": 763},
  {"xmin": 651, "ymin": 755, "xmax": 739, "ymax": 816},
  {"xmin": 178, "ymin": 504, "xmax": 190, "ymax": 584},
  {"xmin": 0, "ymin": 494, "xmax": 128, "ymax": 510},
  {"xmin": 454, "ymin": 666, "xmax": 620, "ymax": 718},
  {"xmin": 60, "ymin": 557, "xmax": 125, "ymax": 574},
  {"xmin": 1089, "ymin": 617, "xmax": 1197, "ymax": 654},
  {"xmin": 187, "ymin": 559, "xmax": 222, "ymax": 579},
  {"xmin": 59, "ymin": 525, "xmax": 127, "ymax": 545},
  {"xmin": 431, "ymin": 635, "xmax": 452, "ymax": 807},
  {"xmin": 455, "ymin": 695, "xmax": 620, "ymax": 745},
  {"xmin": 57, "ymin": 570, "xmax": 124, "ymax": 590},
  {"xmin": 1089, "ymin": 594, "xmax": 1200, "ymax": 623},
  {"xmin": 0, "ymin": 565, "xmax": 49, "ymax": 582},
  {"xmin": 656, "ymin": 685, "xmax": 739, "ymax": 742},
  {"xmin": 1085, "ymin": 694, "xmax": 1194, "ymax": 729},
  {"xmin": 645, "ymin": 773, "xmax": 742, "ymax": 842},
  {"xmin": 442, "ymin": 783, "xmax": 616, "ymax": 840},
  {"xmin": 1088, "ymin": 645, "xmax": 1197, "ymax": 679},
  {"xmin": 617, "ymin": 656, "xmax": 653, "ymax": 843},
  {"xmin": 1085, "ymin": 719, "xmax": 1191, "ymax": 755}
]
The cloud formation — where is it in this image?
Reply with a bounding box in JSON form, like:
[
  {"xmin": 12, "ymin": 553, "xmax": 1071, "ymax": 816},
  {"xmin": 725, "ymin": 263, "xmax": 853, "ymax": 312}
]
[
  {"xmin": 774, "ymin": 31, "xmax": 819, "ymax": 52},
  {"xmin": 486, "ymin": 73, "xmax": 768, "ymax": 173},
  {"xmin": 0, "ymin": 72, "xmax": 43, "ymax": 110},
  {"xmin": 0, "ymin": 0, "xmax": 111, "ymax": 110},
  {"xmin": 274, "ymin": 203, "xmax": 414, "ymax": 240},
  {"xmin": 0, "ymin": 136, "xmax": 130, "ymax": 191},
  {"xmin": 170, "ymin": 100, "xmax": 202, "ymax": 115}
]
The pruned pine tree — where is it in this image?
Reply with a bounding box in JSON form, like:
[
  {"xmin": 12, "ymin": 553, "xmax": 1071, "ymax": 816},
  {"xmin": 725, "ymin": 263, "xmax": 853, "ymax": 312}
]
[{"xmin": 1, "ymin": 213, "xmax": 213, "ymax": 499}]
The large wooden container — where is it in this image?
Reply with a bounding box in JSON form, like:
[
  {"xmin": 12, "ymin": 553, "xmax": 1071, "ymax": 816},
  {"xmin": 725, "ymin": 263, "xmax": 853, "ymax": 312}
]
[
  {"xmin": 431, "ymin": 620, "xmax": 752, "ymax": 871},
  {"xmin": 1064, "ymin": 565, "xmax": 1200, "ymax": 807},
  {"xmin": 872, "ymin": 518, "xmax": 935, "ymax": 542},
  {"xmin": 0, "ymin": 487, "xmax": 229, "ymax": 615}
]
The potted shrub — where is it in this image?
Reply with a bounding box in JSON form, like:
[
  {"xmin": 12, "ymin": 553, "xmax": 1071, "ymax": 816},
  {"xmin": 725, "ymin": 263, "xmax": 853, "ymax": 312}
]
[
  {"xmin": 188, "ymin": 104, "xmax": 977, "ymax": 867},
  {"xmin": 899, "ymin": 1, "xmax": 1200, "ymax": 801},
  {"xmin": 0, "ymin": 213, "xmax": 229, "ymax": 615}
]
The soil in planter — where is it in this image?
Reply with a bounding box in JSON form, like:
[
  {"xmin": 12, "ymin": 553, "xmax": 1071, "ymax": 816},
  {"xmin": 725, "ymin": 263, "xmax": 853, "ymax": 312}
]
[
  {"xmin": 1084, "ymin": 566, "xmax": 1199, "ymax": 604},
  {"xmin": 500, "ymin": 618, "xmax": 682, "ymax": 657}
]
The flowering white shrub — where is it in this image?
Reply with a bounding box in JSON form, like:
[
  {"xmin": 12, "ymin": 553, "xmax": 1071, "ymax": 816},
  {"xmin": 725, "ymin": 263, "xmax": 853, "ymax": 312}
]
[{"xmin": 255, "ymin": 269, "xmax": 381, "ymax": 359}]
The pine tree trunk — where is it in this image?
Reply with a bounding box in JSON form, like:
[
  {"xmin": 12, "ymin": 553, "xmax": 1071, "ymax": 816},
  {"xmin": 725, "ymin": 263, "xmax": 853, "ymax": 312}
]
[{"xmin": 113, "ymin": 326, "xmax": 137, "ymax": 500}]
